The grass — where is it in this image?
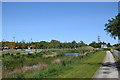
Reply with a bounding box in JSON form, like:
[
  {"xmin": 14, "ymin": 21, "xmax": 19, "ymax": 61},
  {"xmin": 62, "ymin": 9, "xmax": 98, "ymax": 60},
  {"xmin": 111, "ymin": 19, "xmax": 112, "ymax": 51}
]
[
  {"xmin": 54, "ymin": 51, "xmax": 106, "ymax": 78},
  {"xmin": 80, "ymin": 46, "xmax": 94, "ymax": 50},
  {"xmin": 7, "ymin": 50, "xmax": 106, "ymax": 78},
  {"xmin": 3, "ymin": 49, "xmax": 95, "ymax": 77}
]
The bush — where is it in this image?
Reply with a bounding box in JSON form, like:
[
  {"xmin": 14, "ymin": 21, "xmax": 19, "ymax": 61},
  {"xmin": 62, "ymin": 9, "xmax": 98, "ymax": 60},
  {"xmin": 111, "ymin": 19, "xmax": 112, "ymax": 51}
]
[
  {"xmin": 11, "ymin": 54, "xmax": 14, "ymax": 56},
  {"xmin": 16, "ymin": 53, "xmax": 20, "ymax": 55},
  {"xmin": 2, "ymin": 54, "xmax": 4, "ymax": 57},
  {"xmin": 28, "ymin": 53, "xmax": 31, "ymax": 55},
  {"xmin": 6, "ymin": 53, "xmax": 10, "ymax": 55}
]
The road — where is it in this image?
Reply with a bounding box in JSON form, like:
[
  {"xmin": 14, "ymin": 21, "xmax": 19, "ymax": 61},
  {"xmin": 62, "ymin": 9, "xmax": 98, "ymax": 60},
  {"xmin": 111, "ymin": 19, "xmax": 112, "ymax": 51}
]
[{"xmin": 93, "ymin": 51, "xmax": 119, "ymax": 79}]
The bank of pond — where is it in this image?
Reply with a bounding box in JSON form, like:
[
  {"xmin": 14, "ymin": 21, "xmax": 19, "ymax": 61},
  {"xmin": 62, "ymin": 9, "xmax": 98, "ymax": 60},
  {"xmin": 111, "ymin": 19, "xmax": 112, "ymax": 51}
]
[{"xmin": 2, "ymin": 49, "xmax": 101, "ymax": 78}]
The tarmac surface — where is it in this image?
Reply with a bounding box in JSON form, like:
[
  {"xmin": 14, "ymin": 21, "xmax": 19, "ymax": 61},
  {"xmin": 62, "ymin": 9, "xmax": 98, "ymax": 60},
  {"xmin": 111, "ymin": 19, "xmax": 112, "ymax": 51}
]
[{"xmin": 93, "ymin": 51, "xmax": 119, "ymax": 79}]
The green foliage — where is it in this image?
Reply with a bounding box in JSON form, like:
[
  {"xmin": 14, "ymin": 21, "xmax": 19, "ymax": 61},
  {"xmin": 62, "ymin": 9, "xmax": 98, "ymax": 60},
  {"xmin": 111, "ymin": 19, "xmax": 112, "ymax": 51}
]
[
  {"xmin": 105, "ymin": 13, "xmax": 120, "ymax": 41},
  {"xmin": 7, "ymin": 50, "xmax": 104, "ymax": 78},
  {"xmin": 89, "ymin": 41, "xmax": 106, "ymax": 48},
  {"xmin": 3, "ymin": 49, "xmax": 101, "ymax": 78},
  {"xmin": 2, "ymin": 40, "xmax": 87, "ymax": 49}
]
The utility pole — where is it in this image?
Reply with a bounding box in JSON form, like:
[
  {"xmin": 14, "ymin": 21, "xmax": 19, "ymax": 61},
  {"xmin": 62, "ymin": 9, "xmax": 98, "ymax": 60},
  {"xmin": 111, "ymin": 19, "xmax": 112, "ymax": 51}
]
[
  {"xmin": 98, "ymin": 35, "xmax": 101, "ymax": 43},
  {"xmin": 31, "ymin": 38, "xmax": 32, "ymax": 43},
  {"xmin": 13, "ymin": 36, "xmax": 15, "ymax": 42},
  {"xmin": 2, "ymin": 39, "xmax": 5, "ymax": 42}
]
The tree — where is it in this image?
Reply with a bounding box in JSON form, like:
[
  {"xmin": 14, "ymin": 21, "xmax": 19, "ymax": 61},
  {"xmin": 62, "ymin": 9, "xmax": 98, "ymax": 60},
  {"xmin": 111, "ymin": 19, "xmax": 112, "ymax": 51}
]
[
  {"xmin": 107, "ymin": 43, "xmax": 111, "ymax": 47},
  {"xmin": 78, "ymin": 41, "xmax": 87, "ymax": 47},
  {"xmin": 71, "ymin": 41, "xmax": 77, "ymax": 48},
  {"xmin": 39, "ymin": 41, "xmax": 49, "ymax": 49},
  {"xmin": 50, "ymin": 40, "xmax": 60, "ymax": 48},
  {"xmin": 89, "ymin": 41, "xmax": 106, "ymax": 48},
  {"xmin": 104, "ymin": 13, "xmax": 120, "ymax": 43},
  {"xmin": 89, "ymin": 41, "xmax": 98, "ymax": 48}
]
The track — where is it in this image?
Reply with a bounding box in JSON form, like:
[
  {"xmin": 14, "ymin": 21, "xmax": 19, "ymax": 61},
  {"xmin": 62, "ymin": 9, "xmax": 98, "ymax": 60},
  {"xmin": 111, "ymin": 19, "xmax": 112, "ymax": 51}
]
[{"xmin": 93, "ymin": 51, "xmax": 119, "ymax": 79}]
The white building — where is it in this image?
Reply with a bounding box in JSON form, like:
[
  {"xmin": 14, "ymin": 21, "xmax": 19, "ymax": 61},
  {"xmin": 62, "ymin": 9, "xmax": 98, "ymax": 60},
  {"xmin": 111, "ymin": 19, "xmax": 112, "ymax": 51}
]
[{"xmin": 101, "ymin": 44, "xmax": 108, "ymax": 48}]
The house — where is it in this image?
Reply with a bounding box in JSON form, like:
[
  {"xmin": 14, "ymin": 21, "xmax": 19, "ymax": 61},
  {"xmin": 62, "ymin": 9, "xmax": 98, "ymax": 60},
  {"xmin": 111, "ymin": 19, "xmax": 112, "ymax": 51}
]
[{"xmin": 101, "ymin": 44, "xmax": 108, "ymax": 48}]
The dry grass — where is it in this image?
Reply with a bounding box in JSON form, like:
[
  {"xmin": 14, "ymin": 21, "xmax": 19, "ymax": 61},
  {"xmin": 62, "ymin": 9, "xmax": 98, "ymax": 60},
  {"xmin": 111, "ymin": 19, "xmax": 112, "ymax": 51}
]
[
  {"xmin": 52, "ymin": 59, "xmax": 61, "ymax": 64},
  {"xmin": 42, "ymin": 53, "xmax": 57, "ymax": 58}
]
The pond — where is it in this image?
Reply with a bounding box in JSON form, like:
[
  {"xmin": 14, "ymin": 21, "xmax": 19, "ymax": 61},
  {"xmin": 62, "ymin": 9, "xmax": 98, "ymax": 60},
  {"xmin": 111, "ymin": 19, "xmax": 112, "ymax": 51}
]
[
  {"xmin": 3, "ymin": 63, "xmax": 48, "ymax": 78},
  {"xmin": 64, "ymin": 53, "xmax": 79, "ymax": 56},
  {"xmin": 27, "ymin": 65, "xmax": 39, "ymax": 68},
  {"xmin": 32, "ymin": 65, "xmax": 39, "ymax": 68}
]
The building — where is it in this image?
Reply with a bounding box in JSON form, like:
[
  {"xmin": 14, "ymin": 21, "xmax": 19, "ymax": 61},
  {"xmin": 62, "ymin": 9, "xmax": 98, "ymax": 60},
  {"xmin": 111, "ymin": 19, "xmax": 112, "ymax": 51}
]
[{"xmin": 101, "ymin": 44, "xmax": 108, "ymax": 48}]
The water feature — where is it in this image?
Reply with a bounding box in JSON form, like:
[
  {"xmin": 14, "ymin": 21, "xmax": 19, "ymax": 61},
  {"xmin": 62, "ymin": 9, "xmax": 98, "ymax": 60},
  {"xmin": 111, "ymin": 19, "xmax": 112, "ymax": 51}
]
[
  {"xmin": 30, "ymin": 65, "xmax": 39, "ymax": 68},
  {"xmin": 64, "ymin": 53, "xmax": 79, "ymax": 56}
]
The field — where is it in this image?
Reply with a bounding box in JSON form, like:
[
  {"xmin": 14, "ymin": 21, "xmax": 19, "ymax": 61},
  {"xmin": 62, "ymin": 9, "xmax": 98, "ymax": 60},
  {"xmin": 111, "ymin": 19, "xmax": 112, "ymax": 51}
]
[{"xmin": 2, "ymin": 48, "xmax": 106, "ymax": 78}]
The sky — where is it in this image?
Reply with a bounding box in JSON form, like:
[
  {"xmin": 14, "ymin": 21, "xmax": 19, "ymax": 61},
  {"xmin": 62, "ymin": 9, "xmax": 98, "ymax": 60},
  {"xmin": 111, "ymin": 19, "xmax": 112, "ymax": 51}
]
[
  {"xmin": 0, "ymin": 2, "xmax": 2, "ymax": 42},
  {"xmin": 2, "ymin": 2, "xmax": 119, "ymax": 44},
  {"xmin": 2, "ymin": 0, "xmax": 120, "ymax": 2}
]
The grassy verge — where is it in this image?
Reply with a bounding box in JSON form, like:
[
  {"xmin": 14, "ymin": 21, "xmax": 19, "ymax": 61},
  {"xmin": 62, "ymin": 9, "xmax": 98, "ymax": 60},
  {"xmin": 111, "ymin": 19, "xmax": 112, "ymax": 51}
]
[
  {"xmin": 111, "ymin": 52, "xmax": 120, "ymax": 70},
  {"xmin": 54, "ymin": 51, "xmax": 106, "ymax": 78}
]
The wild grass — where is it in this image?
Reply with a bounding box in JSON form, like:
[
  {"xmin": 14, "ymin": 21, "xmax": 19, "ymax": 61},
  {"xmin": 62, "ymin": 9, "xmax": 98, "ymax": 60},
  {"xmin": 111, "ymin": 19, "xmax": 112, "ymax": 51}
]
[
  {"xmin": 5, "ymin": 50, "xmax": 105, "ymax": 78},
  {"xmin": 55, "ymin": 51, "xmax": 106, "ymax": 78}
]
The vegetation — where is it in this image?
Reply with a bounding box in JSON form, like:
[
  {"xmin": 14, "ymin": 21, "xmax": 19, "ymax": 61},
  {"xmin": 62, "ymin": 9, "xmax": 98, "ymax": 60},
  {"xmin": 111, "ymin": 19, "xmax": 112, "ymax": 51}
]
[
  {"xmin": 89, "ymin": 41, "xmax": 108, "ymax": 48},
  {"xmin": 112, "ymin": 44, "xmax": 120, "ymax": 51},
  {"xmin": 1, "ymin": 40, "xmax": 113, "ymax": 50},
  {"xmin": 104, "ymin": 13, "xmax": 120, "ymax": 43},
  {"xmin": 1, "ymin": 40, "xmax": 87, "ymax": 49},
  {"xmin": 55, "ymin": 51, "xmax": 106, "ymax": 78},
  {"xmin": 3, "ymin": 50, "xmax": 105, "ymax": 78},
  {"xmin": 111, "ymin": 52, "xmax": 120, "ymax": 71}
]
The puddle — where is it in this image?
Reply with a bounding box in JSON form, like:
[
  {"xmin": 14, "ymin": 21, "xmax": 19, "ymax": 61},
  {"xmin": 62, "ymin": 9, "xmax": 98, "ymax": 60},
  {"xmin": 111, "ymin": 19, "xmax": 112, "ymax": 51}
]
[
  {"xmin": 32, "ymin": 65, "xmax": 38, "ymax": 68},
  {"xmin": 65, "ymin": 53, "xmax": 79, "ymax": 56},
  {"xmin": 26, "ymin": 65, "xmax": 39, "ymax": 68},
  {"xmin": 7, "ymin": 65, "xmax": 40, "ymax": 75},
  {"xmin": 4, "ymin": 63, "xmax": 47, "ymax": 78}
]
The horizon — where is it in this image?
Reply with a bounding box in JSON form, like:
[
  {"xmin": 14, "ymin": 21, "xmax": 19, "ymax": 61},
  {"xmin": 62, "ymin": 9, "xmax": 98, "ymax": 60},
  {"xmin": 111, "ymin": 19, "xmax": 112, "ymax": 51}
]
[
  {"xmin": 0, "ymin": 39, "xmax": 117, "ymax": 45},
  {"xmin": 2, "ymin": 2, "xmax": 119, "ymax": 45}
]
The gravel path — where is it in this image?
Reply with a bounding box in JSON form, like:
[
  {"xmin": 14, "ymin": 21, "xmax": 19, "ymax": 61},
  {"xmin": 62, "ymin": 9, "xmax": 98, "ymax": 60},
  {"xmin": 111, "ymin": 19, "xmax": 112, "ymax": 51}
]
[{"xmin": 93, "ymin": 51, "xmax": 119, "ymax": 79}]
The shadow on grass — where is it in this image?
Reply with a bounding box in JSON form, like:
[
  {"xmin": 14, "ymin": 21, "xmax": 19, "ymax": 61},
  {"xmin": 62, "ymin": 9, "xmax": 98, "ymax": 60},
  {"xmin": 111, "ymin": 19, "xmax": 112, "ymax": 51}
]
[{"xmin": 78, "ymin": 62, "xmax": 102, "ymax": 65}]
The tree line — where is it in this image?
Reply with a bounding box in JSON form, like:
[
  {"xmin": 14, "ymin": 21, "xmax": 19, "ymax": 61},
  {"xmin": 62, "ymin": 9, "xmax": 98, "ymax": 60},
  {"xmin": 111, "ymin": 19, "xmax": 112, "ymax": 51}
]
[
  {"xmin": 1, "ymin": 40, "xmax": 111, "ymax": 49},
  {"xmin": 1, "ymin": 40, "xmax": 86, "ymax": 49}
]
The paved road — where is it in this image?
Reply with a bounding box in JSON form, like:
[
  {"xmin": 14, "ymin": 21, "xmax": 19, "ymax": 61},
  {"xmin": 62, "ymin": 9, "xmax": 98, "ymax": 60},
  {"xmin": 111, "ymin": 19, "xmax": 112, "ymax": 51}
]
[{"xmin": 93, "ymin": 51, "xmax": 119, "ymax": 79}]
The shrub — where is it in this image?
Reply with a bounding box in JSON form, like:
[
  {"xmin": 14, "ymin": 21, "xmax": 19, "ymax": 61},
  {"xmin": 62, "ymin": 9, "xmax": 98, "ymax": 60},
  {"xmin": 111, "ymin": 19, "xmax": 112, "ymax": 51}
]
[
  {"xmin": 6, "ymin": 53, "xmax": 10, "ymax": 55},
  {"xmin": 16, "ymin": 53, "xmax": 20, "ymax": 55},
  {"xmin": 11, "ymin": 54, "xmax": 14, "ymax": 56}
]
